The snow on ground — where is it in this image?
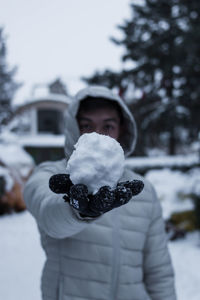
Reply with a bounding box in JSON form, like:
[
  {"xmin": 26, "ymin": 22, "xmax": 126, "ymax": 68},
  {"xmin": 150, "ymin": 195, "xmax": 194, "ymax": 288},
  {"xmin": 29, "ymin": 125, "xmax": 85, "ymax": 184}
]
[
  {"xmin": 145, "ymin": 168, "xmax": 195, "ymax": 219},
  {"xmin": 0, "ymin": 212, "xmax": 45, "ymax": 300},
  {"xmin": 0, "ymin": 167, "xmax": 200, "ymax": 300},
  {"xmin": 169, "ymin": 232, "xmax": 200, "ymax": 300},
  {"xmin": 125, "ymin": 153, "xmax": 199, "ymax": 168},
  {"xmin": 18, "ymin": 134, "xmax": 65, "ymax": 148}
]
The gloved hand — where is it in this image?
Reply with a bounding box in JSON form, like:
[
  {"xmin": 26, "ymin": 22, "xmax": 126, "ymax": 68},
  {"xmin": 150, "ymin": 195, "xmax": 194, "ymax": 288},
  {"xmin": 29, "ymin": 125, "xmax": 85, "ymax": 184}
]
[
  {"xmin": 49, "ymin": 174, "xmax": 93, "ymax": 215},
  {"xmin": 49, "ymin": 174, "xmax": 144, "ymax": 217}
]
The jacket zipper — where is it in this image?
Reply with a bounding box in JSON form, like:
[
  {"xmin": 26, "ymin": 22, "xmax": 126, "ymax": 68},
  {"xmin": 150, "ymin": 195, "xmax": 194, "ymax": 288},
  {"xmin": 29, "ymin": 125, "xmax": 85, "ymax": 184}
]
[{"xmin": 111, "ymin": 209, "xmax": 120, "ymax": 300}]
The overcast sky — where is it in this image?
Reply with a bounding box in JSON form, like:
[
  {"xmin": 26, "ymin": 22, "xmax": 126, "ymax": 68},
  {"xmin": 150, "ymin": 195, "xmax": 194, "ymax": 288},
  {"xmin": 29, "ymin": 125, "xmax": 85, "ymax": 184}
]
[{"xmin": 0, "ymin": 0, "xmax": 134, "ymax": 104}]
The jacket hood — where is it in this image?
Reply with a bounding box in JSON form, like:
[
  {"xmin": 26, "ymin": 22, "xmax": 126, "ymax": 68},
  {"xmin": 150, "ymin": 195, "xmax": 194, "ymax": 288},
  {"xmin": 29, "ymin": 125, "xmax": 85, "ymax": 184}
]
[{"xmin": 64, "ymin": 85, "xmax": 137, "ymax": 159}]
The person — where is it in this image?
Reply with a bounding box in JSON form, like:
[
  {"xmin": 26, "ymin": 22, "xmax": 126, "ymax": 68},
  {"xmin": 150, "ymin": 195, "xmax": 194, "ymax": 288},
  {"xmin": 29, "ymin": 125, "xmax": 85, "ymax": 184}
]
[{"xmin": 24, "ymin": 85, "xmax": 177, "ymax": 300}]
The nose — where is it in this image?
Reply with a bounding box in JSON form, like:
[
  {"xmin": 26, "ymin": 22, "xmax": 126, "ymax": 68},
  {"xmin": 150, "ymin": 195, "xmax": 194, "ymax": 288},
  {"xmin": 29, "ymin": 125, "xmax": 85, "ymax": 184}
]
[{"xmin": 94, "ymin": 126, "xmax": 104, "ymax": 135}]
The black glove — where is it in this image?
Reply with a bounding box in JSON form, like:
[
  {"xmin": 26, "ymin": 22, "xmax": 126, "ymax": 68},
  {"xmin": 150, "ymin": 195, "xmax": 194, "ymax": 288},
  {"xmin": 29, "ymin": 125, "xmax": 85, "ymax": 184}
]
[
  {"xmin": 49, "ymin": 174, "xmax": 144, "ymax": 217},
  {"xmin": 88, "ymin": 180, "xmax": 144, "ymax": 215},
  {"xmin": 49, "ymin": 174, "xmax": 73, "ymax": 194},
  {"xmin": 49, "ymin": 174, "xmax": 94, "ymax": 215}
]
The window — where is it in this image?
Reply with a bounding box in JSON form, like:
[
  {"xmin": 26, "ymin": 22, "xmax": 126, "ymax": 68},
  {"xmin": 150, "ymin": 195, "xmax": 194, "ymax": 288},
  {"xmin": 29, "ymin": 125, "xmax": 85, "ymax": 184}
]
[{"xmin": 37, "ymin": 109, "xmax": 63, "ymax": 134}]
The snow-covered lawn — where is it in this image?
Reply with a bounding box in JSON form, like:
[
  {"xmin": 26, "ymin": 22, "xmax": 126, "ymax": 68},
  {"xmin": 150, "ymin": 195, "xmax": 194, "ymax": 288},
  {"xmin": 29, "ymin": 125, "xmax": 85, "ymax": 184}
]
[
  {"xmin": 145, "ymin": 168, "xmax": 196, "ymax": 219},
  {"xmin": 0, "ymin": 212, "xmax": 45, "ymax": 300},
  {"xmin": 0, "ymin": 167, "xmax": 200, "ymax": 300},
  {"xmin": 169, "ymin": 232, "xmax": 200, "ymax": 300},
  {"xmin": 0, "ymin": 211, "xmax": 199, "ymax": 300}
]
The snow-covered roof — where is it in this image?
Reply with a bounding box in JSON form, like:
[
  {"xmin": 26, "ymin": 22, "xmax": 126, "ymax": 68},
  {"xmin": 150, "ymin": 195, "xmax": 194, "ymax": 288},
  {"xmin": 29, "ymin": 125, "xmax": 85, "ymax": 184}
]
[
  {"xmin": 13, "ymin": 92, "xmax": 72, "ymax": 113},
  {"xmin": 25, "ymin": 93, "xmax": 72, "ymax": 105},
  {"xmin": 13, "ymin": 93, "xmax": 72, "ymax": 116},
  {"xmin": 18, "ymin": 134, "xmax": 65, "ymax": 148}
]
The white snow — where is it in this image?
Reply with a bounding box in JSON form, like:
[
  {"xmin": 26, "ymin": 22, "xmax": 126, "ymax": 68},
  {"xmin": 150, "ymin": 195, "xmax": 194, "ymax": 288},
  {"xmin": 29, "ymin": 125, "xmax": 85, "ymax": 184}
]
[
  {"xmin": 0, "ymin": 212, "xmax": 45, "ymax": 300},
  {"xmin": 0, "ymin": 164, "xmax": 200, "ymax": 300},
  {"xmin": 18, "ymin": 134, "xmax": 65, "ymax": 148},
  {"xmin": 24, "ymin": 90, "xmax": 72, "ymax": 105},
  {"xmin": 145, "ymin": 168, "xmax": 195, "ymax": 219},
  {"xmin": 0, "ymin": 144, "xmax": 34, "ymax": 169},
  {"xmin": 0, "ymin": 166, "xmax": 14, "ymax": 192},
  {"xmin": 66, "ymin": 133, "xmax": 125, "ymax": 194},
  {"xmin": 0, "ymin": 134, "xmax": 35, "ymax": 179},
  {"xmin": 125, "ymin": 154, "xmax": 199, "ymax": 169},
  {"xmin": 181, "ymin": 168, "xmax": 200, "ymax": 197},
  {"xmin": 1, "ymin": 128, "xmax": 65, "ymax": 149},
  {"xmin": 169, "ymin": 232, "xmax": 200, "ymax": 300}
]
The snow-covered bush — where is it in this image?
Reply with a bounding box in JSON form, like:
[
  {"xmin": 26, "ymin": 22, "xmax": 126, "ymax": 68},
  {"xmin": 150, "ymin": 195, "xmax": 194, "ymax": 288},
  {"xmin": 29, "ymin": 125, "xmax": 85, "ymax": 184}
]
[
  {"xmin": 179, "ymin": 168, "xmax": 200, "ymax": 229},
  {"xmin": 0, "ymin": 132, "xmax": 35, "ymax": 181},
  {"xmin": 0, "ymin": 166, "xmax": 15, "ymax": 215},
  {"xmin": 0, "ymin": 176, "xmax": 6, "ymax": 198},
  {"xmin": 0, "ymin": 132, "xmax": 35, "ymax": 215},
  {"xmin": 0, "ymin": 166, "xmax": 14, "ymax": 193},
  {"xmin": 145, "ymin": 167, "xmax": 200, "ymax": 231},
  {"xmin": 145, "ymin": 168, "xmax": 194, "ymax": 219}
]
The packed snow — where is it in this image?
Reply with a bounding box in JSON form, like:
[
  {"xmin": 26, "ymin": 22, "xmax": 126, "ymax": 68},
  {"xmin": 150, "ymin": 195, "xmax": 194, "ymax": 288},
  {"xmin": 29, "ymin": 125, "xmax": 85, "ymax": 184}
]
[
  {"xmin": 66, "ymin": 133, "xmax": 125, "ymax": 194},
  {"xmin": 0, "ymin": 166, "xmax": 200, "ymax": 300}
]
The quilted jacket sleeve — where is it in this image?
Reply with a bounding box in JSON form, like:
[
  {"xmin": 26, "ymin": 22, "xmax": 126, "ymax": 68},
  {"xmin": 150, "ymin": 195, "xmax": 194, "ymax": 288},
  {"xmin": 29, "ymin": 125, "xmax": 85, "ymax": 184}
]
[
  {"xmin": 143, "ymin": 186, "xmax": 177, "ymax": 300},
  {"xmin": 23, "ymin": 161, "xmax": 95, "ymax": 239}
]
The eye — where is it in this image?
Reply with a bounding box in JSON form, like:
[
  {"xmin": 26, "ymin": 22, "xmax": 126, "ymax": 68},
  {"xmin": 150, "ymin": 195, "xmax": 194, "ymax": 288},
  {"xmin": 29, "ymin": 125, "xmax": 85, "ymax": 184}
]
[
  {"xmin": 80, "ymin": 124, "xmax": 90, "ymax": 130},
  {"xmin": 104, "ymin": 124, "xmax": 114, "ymax": 131},
  {"xmin": 79, "ymin": 123, "xmax": 93, "ymax": 132}
]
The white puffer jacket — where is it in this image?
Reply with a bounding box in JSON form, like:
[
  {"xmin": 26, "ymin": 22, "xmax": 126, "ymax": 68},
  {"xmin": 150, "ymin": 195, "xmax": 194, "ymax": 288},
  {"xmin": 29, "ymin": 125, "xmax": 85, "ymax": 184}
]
[{"xmin": 24, "ymin": 86, "xmax": 176, "ymax": 300}]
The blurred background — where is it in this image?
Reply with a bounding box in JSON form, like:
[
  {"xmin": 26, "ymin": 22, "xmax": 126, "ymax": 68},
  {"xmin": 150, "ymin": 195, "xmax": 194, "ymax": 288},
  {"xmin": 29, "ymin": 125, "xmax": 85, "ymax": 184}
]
[{"xmin": 0, "ymin": 1, "xmax": 200, "ymax": 300}]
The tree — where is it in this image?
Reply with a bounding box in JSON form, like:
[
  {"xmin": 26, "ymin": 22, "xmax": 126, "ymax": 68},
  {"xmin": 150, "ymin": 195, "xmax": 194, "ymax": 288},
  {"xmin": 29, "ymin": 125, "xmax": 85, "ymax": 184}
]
[
  {"xmin": 0, "ymin": 27, "xmax": 20, "ymax": 129},
  {"xmin": 48, "ymin": 78, "xmax": 68, "ymax": 96},
  {"xmin": 83, "ymin": 0, "xmax": 200, "ymax": 155}
]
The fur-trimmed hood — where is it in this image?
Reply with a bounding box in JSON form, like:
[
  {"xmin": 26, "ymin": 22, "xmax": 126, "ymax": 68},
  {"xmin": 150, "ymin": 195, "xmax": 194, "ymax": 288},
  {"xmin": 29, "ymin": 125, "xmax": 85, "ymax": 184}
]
[{"xmin": 64, "ymin": 85, "xmax": 137, "ymax": 158}]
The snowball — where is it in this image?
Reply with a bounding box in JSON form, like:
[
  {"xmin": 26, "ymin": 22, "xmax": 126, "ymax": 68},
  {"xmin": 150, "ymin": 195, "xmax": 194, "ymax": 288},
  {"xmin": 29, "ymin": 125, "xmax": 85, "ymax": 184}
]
[{"xmin": 66, "ymin": 132, "xmax": 125, "ymax": 194}]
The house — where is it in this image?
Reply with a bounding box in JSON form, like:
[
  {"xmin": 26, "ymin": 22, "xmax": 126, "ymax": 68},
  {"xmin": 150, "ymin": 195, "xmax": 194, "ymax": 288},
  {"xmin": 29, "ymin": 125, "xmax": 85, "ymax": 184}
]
[{"xmin": 7, "ymin": 83, "xmax": 72, "ymax": 164}]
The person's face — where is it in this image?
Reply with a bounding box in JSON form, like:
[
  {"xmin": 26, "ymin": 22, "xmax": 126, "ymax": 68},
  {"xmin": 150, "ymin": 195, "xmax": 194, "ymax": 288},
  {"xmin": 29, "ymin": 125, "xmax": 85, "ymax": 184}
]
[{"xmin": 77, "ymin": 107, "xmax": 121, "ymax": 141}]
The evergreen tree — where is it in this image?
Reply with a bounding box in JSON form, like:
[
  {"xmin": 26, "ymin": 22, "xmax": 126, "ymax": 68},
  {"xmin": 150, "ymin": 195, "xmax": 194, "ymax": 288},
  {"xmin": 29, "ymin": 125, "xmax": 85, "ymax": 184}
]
[
  {"xmin": 0, "ymin": 27, "xmax": 20, "ymax": 129},
  {"xmin": 48, "ymin": 78, "xmax": 68, "ymax": 96},
  {"xmin": 84, "ymin": 0, "xmax": 200, "ymax": 155}
]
